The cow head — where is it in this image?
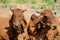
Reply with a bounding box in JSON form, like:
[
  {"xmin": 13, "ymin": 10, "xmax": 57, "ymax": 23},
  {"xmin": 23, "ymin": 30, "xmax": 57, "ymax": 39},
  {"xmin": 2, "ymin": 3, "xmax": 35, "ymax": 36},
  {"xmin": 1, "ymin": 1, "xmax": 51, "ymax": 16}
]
[
  {"xmin": 28, "ymin": 13, "xmax": 44, "ymax": 35},
  {"xmin": 41, "ymin": 9, "xmax": 57, "ymax": 30},
  {"xmin": 10, "ymin": 9, "xmax": 26, "ymax": 33}
]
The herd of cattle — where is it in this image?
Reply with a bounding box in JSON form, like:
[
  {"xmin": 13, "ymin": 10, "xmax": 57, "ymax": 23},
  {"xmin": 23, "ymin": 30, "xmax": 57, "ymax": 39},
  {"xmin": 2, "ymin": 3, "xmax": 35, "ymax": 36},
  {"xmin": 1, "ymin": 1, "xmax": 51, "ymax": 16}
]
[{"xmin": 0, "ymin": 8, "xmax": 60, "ymax": 40}]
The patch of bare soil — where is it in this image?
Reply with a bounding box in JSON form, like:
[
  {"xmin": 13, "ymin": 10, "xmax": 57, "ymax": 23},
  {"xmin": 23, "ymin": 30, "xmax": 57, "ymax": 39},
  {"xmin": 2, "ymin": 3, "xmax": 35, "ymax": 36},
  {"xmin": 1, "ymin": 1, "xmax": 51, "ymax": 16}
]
[{"xmin": 0, "ymin": 10, "xmax": 12, "ymax": 40}]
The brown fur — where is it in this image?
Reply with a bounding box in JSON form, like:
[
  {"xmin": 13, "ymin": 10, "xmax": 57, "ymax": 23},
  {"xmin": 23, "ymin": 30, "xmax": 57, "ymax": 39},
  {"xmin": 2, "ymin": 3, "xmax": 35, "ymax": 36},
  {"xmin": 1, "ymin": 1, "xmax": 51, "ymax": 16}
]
[
  {"xmin": 10, "ymin": 9, "xmax": 27, "ymax": 40},
  {"xmin": 28, "ymin": 13, "xmax": 50, "ymax": 40},
  {"xmin": 41, "ymin": 9, "xmax": 60, "ymax": 40}
]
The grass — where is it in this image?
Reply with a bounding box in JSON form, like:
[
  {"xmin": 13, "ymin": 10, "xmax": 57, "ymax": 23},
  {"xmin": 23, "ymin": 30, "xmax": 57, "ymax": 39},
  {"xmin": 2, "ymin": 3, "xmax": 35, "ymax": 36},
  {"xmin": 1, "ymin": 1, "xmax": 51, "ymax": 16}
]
[
  {"xmin": 0, "ymin": 0, "xmax": 60, "ymax": 10},
  {"xmin": 16, "ymin": 0, "xmax": 55, "ymax": 10},
  {"xmin": 0, "ymin": 0, "xmax": 10, "ymax": 3},
  {"xmin": 0, "ymin": 0, "xmax": 11, "ymax": 8},
  {"xmin": 16, "ymin": 0, "xmax": 27, "ymax": 4},
  {"xmin": 16, "ymin": 0, "xmax": 36, "ymax": 4},
  {"xmin": 31, "ymin": 4, "xmax": 46, "ymax": 9}
]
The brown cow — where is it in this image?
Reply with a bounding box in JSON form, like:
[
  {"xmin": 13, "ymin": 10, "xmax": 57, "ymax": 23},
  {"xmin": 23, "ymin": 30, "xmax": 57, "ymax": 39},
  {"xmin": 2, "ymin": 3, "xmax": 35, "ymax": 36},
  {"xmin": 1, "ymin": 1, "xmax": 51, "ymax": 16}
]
[
  {"xmin": 27, "ymin": 9, "xmax": 58, "ymax": 40},
  {"xmin": 41, "ymin": 9, "xmax": 60, "ymax": 40},
  {"xmin": 27, "ymin": 13, "xmax": 47, "ymax": 40},
  {"xmin": 9, "ymin": 8, "xmax": 28, "ymax": 40},
  {"xmin": 10, "ymin": 9, "xmax": 26, "ymax": 33}
]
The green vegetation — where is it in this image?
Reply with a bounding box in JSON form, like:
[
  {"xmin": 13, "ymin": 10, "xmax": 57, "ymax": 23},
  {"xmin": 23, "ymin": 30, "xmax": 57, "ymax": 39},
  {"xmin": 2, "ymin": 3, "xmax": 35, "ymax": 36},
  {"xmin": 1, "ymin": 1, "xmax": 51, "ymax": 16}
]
[
  {"xmin": 0, "ymin": 0, "xmax": 60, "ymax": 10},
  {"xmin": 0, "ymin": 0, "xmax": 10, "ymax": 3},
  {"xmin": 16, "ymin": 0, "xmax": 27, "ymax": 4},
  {"xmin": 31, "ymin": 4, "xmax": 46, "ymax": 9},
  {"xmin": 0, "ymin": 0, "xmax": 11, "ymax": 8},
  {"xmin": 16, "ymin": 0, "xmax": 36, "ymax": 4}
]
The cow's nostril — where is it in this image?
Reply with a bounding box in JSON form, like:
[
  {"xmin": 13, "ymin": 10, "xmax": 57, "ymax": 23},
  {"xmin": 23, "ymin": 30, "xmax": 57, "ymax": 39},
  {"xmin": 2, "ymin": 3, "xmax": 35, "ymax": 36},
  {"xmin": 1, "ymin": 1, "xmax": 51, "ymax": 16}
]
[
  {"xmin": 14, "ymin": 24, "xmax": 18, "ymax": 29},
  {"xmin": 15, "ymin": 25, "xmax": 18, "ymax": 27},
  {"xmin": 51, "ymin": 25, "xmax": 56, "ymax": 30},
  {"xmin": 15, "ymin": 24, "xmax": 18, "ymax": 26},
  {"xmin": 52, "ymin": 26, "xmax": 56, "ymax": 30}
]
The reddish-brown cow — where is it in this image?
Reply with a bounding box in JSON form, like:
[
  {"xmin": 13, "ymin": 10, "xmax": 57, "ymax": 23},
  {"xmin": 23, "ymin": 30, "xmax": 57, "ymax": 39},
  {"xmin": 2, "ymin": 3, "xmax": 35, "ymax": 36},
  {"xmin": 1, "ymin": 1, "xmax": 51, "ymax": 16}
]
[
  {"xmin": 10, "ymin": 9, "xmax": 27, "ymax": 40},
  {"xmin": 41, "ymin": 9, "xmax": 60, "ymax": 40},
  {"xmin": 27, "ymin": 13, "xmax": 46, "ymax": 40}
]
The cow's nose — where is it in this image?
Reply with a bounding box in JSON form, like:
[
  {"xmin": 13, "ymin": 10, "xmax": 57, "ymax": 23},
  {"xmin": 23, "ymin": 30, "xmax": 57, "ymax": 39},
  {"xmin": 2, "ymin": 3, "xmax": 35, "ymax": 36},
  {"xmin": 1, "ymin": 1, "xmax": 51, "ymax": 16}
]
[
  {"xmin": 14, "ymin": 24, "xmax": 18, "ymax": 29},
  {"xmin": 51, "ymin": 24, "xmax": 56, "ymax": 30},
  {"xmin": 15, "ymin": 24, "xmax": 18, "ymax": 26},
  {"xmin": 52, "ymin": 25, "xmax": 56, "ymax": 30}
]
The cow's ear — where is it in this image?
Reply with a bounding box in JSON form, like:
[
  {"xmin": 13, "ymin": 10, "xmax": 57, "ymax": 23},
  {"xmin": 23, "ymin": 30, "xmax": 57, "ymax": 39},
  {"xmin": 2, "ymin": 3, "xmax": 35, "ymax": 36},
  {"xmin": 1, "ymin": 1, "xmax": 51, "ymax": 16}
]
[
  {"xmin": 11, "ymin": 10, "xmax": 14, "ymax": 12},
  {"xmin": 10, "ymin": 8, "xmax": 14, "ymax": 12}
]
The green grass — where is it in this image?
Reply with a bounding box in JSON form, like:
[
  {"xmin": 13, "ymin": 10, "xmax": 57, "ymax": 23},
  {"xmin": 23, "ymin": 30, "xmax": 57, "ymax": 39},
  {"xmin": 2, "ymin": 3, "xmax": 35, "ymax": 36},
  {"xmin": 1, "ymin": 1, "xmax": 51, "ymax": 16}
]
[
  {"xmin": 0, "ymin": 0, "xmax": 11, "ymax": 8},
  {"xmin": 30, "ymin": 0, "xmax": 36, "ymax": 4},
  {"xmin": 0, "ymin": 0, "xmax": 10, "ymax": 3},
  {"xmin": 16, "ymin": 0, "xmax": 36, "ymax": 4},
  {"xmin": 0, "ymin": 0, "xmax": 60, "ymax": 10},
  {"xmin": 16, "ymin": 0, "xmax": 27, "ymax": 4},
  {"xmin": 31, "ymin": 4, "xmax": 46, "ymax": 9},
  {"xmin": 16, "ymin": 0, "xmax": 55, "ymax": 10}
]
